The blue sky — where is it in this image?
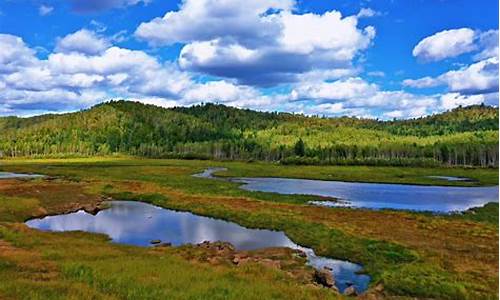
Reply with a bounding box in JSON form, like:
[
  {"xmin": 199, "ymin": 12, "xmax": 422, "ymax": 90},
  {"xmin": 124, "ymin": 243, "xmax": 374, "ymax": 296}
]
[{"xmin": 0, "ymin": 0, "xmax": 498, "ymax": 118}]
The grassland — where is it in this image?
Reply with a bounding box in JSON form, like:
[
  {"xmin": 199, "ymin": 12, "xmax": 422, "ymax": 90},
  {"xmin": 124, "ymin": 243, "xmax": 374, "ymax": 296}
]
[{"xmin": 0, "ymin": 157, "xmax": 498, "ymax": 299}]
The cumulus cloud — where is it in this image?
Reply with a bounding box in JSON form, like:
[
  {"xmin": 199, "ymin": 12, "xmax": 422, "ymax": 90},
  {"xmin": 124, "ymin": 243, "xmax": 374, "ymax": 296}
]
[
  {"xmin": 404, "ymin": 57, "xmax": 499, "ymax": 94},
  {"xmin": 0, "ymin": 32, "xmax": 275, "ymax": 115},
  {"xmin": 292, "ymin": 77, "xmax": 378, "ymax": 101},
  {"xmin": 1, "ymin": 19, "xmax": 494, "ymax": 119},
  {"xmin": 412, "ymin": 28, "xmax": 499, "ymax": 63},
  {"xmin": 439, "ymin": 57, "xmax": 499, "ymax": 94},
  {"xmin": 286, "ymin": 76, "xmax": 442, "ymax": 119},
  {"xmin": 136, "ymin": 0, "xmax": 375, "ymax": 86},
  {"xmin": 403, "ymin": 76, "xmax": 440, "ymax": 89},
  {"xmin": 440, "ymin": 92, "xmax": 485, "ymax": 110},
  {"xmin": 55, "ymin": 29, "xmax": 111, "ymax": 55},
  {"xmin": 135, "ymin": 0, "xmax": 293, "ymax": 47},
  {"xmin": 182, "ymin": 81, "xmax": 258, "ymax": 104},
  {"xmin": 413, "ymin": 28, "xmax": 476, "ymax": 61},
  {"xmin": 474, "ymin": 30, "xmax": 499, "ymax": 61},
  {"xmin": 0, "ymin": 34, "xmax": 38, "ymax": 73},
  {"xmin": 68, "ymin": 0, "xmax": 151, "ymax": 13}
]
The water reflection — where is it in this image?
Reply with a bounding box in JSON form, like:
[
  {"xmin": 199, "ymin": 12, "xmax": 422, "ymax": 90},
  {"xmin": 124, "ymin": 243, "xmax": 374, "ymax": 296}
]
[
  {"xmin": 234, "ymin": 177, "xmax": 498, "ymax": 212},
  {"xmin": 26, "ymin": 201, "xmax": 370, "ymax": 293},
  {"xmin": 0, "ymin": 172, "xmax": 43, "ymax": 179},
  {"xmin": 192, "ymin": 167, "xmax": 227, "ymax": 179},
  {"xmin": 425, "ymin": 176, "xmax": 473, "ymax": 182}
]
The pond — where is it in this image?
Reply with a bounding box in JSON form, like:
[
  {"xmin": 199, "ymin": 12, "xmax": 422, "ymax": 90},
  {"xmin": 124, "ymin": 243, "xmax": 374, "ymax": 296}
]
[
  {"xmin": 26, "ymin": 200, "xmax": 370, "ymax": 294},
  {"xmin": 196, "ymin": 168, "xmax": 498, "ymax": 212},
  {"xmin": 0, "ymin": 172, "xmax": 43, "ymax": 179}
]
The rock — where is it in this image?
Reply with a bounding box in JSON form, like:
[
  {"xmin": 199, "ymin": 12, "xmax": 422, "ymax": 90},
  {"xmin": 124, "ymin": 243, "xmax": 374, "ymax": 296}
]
[
  {"xmin": 207, "ymin": 257, "xmax": 219, "ymax": 264},
  {"xmin": 84, "ymin": 206, "xmax": 100, "ymax": 215},
  {"xmin": 196, "ymin": 241, "xmax": 235, "ymax": 254},
  {"xmin": 323, "ymin": 266, "xmax": 333, "ymax": 271},
  {"xmin": 155, "ymin": 242, "xmax": 172, "ymax": 247},
  {"xmin": 295, "ymin": 250, "xmax": 307, "ymax": 258},
  {"xmin": 343, "ymin": 286, "xmax": 358, "ymax": 297},
  {"xmin": 199, "ymin": 241, "xmax": 210, "ymax": 246},
  {"xmin": 260, "ymin": 258, "xmax": 281, "ymax": 269},
  {"xmin": 314, "ymin": 269, "xmax": 335, "ymax": 288},
  {"xmin": 150, "ymin": 239, "xmax": 162, "ymax": 244},
  {"xmin": 232, "ymin": 254, "xmax": 249, "ymax": 265}
]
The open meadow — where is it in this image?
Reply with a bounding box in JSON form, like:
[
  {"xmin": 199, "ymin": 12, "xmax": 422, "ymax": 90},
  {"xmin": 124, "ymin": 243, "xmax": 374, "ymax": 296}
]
[{"xmin": 0, "ymin": 157, "xmax": 497, "ymax": 299}]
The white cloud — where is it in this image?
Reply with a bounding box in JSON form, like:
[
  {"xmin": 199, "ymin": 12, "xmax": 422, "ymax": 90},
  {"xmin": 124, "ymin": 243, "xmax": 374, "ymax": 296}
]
[
  {"xmin": 182, "ymin": 81, "xmax": 259, "ymax": 104},
  {"xmin": 439, "ymin": 57, "xmax": 499, "ymax": 94},
  {"xmin": 292, "ymin": 77, "xmax": 378, "ymax": 101},
  {"xmin": 0, "ymin": 31, "xmax": 276, "ymax": 115},
  {"xmin": 412, "ymin": 28, "xmax": 499, "ymax": 63},
  {"xmin": 404, "ymin": 57, "xmax": 499, "ymax": 94},
  {"xmin": 0, "ymin": 34, "xmax": 38, "ymax": 73},
  {"xmin": 55, "ymin": 29, "xmax": 111, "ymax": 55},
  {"xmin": 413, "ymin": 28, "xmax": 476, "ymax": 61},
  {"xmin": 89, "ymin": 20, "xmax": 108, "ymax": 33},
  {"xmin": 403, "ymin": 76, "xmax": 439, "ymax": 89},
  {"xmin": 474, "ymin": 30, "xmax": 499, "ymax": 61},
  {"xmin": 136, "ymin": 0, "xmax": 375, "ymax": 86},
  {"xmin": 0, "ymin": 22, "xmax": 495, "ymax": 119},
  {"xmin": 440, "ymin": 92, "xmax": 485, "ymax": 110},
  {"xmin": 135, "ymin": 0, "xmax": 294, "ymax": 46},
  {"xmin": 357, "ymin": 8, "xmax": 380, "ymax": 18},
  {"xmin": 367, "ymin": 71, "xmax": 385, "ymax": 77},
  {"xmin": 286, "ymin": 76, "xmax": 442, "ymax": 119},
  {"xmin": 0, "ymin": 32, "xmax": 192, "ymax": 114},
  {"xmin": 39, "ymin": 5, "xmax": 54, "ymax": 16}
]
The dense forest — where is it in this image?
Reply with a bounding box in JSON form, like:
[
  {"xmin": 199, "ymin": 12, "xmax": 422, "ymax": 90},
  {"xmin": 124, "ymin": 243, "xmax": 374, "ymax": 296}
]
[{"xmin": 0, "ymin": 101, "xmax": 498, "ymax": 167}]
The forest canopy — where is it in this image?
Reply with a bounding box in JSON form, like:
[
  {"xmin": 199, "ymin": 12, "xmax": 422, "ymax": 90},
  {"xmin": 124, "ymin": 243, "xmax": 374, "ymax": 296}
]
[{"xmin": 0, "ymin": 101, "xmax": 498, "ymax": 167}]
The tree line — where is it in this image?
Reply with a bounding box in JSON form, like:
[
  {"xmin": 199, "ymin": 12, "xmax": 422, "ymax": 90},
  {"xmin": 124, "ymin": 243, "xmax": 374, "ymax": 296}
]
[{"xmin": 0, "ymin": 101, "xmax": 497, "ymax": 167}]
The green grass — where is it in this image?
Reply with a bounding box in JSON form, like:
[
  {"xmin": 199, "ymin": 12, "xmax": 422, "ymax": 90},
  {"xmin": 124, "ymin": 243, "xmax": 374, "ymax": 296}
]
[
  {"xmin": 453, "ymin": 202, "xmax": 499, "ymax": 225},
  {"xmin": 0, "ymin": 157, "xmax": 498, "ymax": 299},
  {"xmin": 0, "ymin": 225, "xmax": 335, "ymax": 300},
  {"xmin": 4, "ymin": 156, "xmax": 498, "ymax": 186}
]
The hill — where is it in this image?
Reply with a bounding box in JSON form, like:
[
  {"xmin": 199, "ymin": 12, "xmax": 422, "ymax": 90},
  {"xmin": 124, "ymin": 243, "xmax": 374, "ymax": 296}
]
[{"xmin": 0, "ymin": 101, "xmax": 498, "ymax": 167}]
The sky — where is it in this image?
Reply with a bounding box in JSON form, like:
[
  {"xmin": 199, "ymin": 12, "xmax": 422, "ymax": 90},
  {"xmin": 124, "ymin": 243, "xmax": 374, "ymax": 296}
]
[{"xmin": 0, "ymin": 0, "xmax": 498, "ymax": 119}]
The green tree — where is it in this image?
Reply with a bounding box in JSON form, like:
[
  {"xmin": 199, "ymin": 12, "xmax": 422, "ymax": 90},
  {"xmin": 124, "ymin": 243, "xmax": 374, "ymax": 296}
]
[{"xmin": 294, "ymin": 138, "xmax": 305, "ymax": 157}]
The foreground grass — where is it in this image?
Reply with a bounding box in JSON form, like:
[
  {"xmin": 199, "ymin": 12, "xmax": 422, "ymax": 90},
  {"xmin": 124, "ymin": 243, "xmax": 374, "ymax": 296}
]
[{"xmin": 0, "ymin": 157, "xmax": 498, "ymax": 299}]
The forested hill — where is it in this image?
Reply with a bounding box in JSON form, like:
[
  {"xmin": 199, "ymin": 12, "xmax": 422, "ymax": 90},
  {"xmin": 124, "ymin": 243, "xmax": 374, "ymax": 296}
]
[
  {"xmin": 0, "ymin": 101, "xmax": 498, "ymax": 167},
  {"xmin": 362, "ymin": 105, "xmax": 499, "ymax": 136}
]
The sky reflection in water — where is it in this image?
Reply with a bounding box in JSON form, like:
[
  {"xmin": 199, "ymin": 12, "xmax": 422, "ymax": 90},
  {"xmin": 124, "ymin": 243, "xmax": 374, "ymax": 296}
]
[
  {"xmin": 26, "ymin": 201, "xmax": 370, "ymax": 293},
  {"xmin": 234, "ymin": 177, "xmax": 498, "ymax": 212}
]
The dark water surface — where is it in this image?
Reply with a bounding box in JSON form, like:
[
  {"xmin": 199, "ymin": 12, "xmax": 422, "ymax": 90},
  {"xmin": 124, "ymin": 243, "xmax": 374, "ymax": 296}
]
[{"xmin": 26, "ymin": 201, "xmax": 370, "ymax": 293}]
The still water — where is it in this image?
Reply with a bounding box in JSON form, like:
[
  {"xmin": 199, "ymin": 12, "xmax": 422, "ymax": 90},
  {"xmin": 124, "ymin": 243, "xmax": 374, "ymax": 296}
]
[
  {"xmin": 235, "ymin": 177, "xmax": 498, "ymax": 212},
  {"xmin": 194, "ymin": 168, "xmax": 498, "ymax": 212},
  {"xmin": 26, "ymin": 201, "xmax": 370, "ymax": 293},
  {"xmin": 0, "ymin": 172, "xmax": 43, "ymax": 179}
]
